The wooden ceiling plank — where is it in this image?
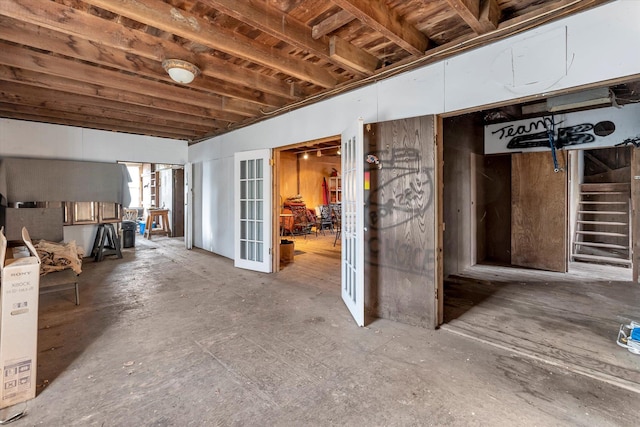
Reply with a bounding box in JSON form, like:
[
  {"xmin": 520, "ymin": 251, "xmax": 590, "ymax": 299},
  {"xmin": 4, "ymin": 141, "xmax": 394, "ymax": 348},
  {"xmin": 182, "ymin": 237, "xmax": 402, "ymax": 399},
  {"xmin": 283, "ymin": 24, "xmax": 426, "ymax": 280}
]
[
  {"xmin": 1, "ymin": 111, "xmax": 195, "ymax": 140},
  {"xmin": 312, "ymin": 10, "xmax": 355, "ymax": 39},
  {"xmin": 202, "ymin": 0, "xmax": 377, "ymax": 75},
  {"xmin": 0, "ymin": 67, "xmax": 232, "ymax": 130},
  {"xmin": 0, "ymin": 41, "xmax": 258, "ymax": 120},
  {"xmin": 0, "ymin": 103, "xmax": 204, "ymax": 138},
  {"xmin": 0, "ymin": 0, "xmax": 304, "ymax": 100},
  {"xmin": 496, "ymin": 0, "xmax": 608, "ymax": 31},
  {"xmin": 80, "ymin": 0, "xmax": 338, "ymax": 88},
  {"xmin": 479, "ymin": 0, "xmax": 500, "ymax": 33},
  {"xmin": 445, "ymin": 0, "xmax": 498, "ymax": 34},
  {"xmin": 0, "ymin": 101, "xmax": 215, "ymax": 140},
  {"xmin": 331, "ymin": 0, "xmax": 428, "ymax": 56},
  {"xmin": 0, "ymin": 86, "xmax": 216, "ymax": 136},
  {"xmin": 329, "ymin": 36, "xmax": 379, "ymax": 75}
]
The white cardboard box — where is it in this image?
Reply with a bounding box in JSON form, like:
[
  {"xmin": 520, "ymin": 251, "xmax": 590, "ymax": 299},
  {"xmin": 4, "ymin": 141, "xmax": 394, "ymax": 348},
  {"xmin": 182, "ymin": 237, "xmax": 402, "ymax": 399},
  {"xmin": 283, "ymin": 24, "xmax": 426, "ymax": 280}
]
[{"xmin": 0, "ymin": 227, "xmax": 41, "ymax": 409}]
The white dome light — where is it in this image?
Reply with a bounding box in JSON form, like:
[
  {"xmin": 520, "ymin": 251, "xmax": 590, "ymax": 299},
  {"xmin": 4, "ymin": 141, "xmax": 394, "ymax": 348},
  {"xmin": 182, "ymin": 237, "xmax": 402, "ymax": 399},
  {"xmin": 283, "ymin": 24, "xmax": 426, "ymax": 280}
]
[{"xmin": 162, "ymin": 59, "xmax": 201, "ymax": 84}]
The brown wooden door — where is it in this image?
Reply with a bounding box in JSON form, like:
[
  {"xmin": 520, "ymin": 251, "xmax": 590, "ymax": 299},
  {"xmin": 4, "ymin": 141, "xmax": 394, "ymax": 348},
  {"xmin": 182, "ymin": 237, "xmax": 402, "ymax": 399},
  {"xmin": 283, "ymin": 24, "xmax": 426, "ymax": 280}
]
[
  {"xmin": 172, "ymin": 168, "xmax": 185, "ymax": 237},
  {"xmin": 364, "ymin": 115, "xmax": 439, "ymax": 328},
  {"xmin": 511, "ymin": 151, "xmax": 568, "ymax": 272}
]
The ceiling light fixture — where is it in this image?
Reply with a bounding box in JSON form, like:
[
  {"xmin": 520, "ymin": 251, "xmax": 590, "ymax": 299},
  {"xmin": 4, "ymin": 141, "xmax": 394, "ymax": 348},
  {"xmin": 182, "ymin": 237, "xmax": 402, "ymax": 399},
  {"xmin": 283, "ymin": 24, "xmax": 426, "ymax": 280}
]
[
  {"xmin": 303, "ymin": 152, "xmax": 309, "ymax": 160},
  {"xmin": 317, "ymin": 150, "xmax": 322, "ymax": 157},
  {"xmin": 336, "ymin": 148, "xmax": 341, "ymax": 155},
  {"xmin": 162, "ymin": 59, "xmax": 200, "ymax": 84}
]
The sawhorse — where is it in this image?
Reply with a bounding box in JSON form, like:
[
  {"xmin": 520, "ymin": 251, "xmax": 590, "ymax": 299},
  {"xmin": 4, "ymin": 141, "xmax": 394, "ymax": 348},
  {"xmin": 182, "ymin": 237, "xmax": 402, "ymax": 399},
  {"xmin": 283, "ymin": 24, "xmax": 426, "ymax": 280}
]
[{"xmin": 91, "ymin": 223, "xmax": 123, "ymax": 261}]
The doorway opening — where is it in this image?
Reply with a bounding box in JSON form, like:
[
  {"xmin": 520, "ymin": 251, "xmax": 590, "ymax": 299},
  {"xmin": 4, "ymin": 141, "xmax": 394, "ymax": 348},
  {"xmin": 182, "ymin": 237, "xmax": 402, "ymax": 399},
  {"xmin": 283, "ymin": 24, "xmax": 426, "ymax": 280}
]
[
  {"xmin": 440, "ymin": 89, "xmax": 640, "ymax": 390},
  {"xmin": 273, "ymin": 136, "xmax": 343, "ymax": 288},
  {"xmin": 119, "ymin": 162, "xmax": 185, "ymax": 240}
]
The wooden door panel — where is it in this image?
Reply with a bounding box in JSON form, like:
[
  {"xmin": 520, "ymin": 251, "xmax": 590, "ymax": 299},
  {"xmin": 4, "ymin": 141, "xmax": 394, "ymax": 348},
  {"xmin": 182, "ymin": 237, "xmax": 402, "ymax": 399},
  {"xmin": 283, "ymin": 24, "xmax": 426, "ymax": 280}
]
[
  {"xmin": 512, "ymin": 151, "xmax": 568, "ymax": 272},
  {"xmin": 364, "ymin": 115, "xmax": 438, "ymax": 328}
]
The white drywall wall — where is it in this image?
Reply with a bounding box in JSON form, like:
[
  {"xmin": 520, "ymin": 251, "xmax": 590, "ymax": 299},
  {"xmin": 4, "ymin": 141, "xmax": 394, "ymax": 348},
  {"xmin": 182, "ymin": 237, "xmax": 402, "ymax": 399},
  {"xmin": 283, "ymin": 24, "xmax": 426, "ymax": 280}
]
[
  {"xmin": 0, "ymin": 120, "xmax": 187, "ymax": 164},
  {"xmin": 189, "ymin": 0, "xmax": 640, "ymax": 261},
  {"xmin": 0, "ymin": 120, "xmax": 187, "ymax": 251}
]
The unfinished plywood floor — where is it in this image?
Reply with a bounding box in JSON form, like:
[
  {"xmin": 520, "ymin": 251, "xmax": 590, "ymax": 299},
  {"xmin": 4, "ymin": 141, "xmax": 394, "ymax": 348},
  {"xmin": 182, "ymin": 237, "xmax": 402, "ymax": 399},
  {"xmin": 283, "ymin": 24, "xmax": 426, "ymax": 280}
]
[
  {"xmin": 443, "ymin": 262, "xmax": 640, "ymax": 393},
  {"xmin": 278, "ymin": 232, "xmax": 341, "ymax": 292},
  {"xmin": 13, "ymin": 236, "xmax": 640, "ymax": 425}
]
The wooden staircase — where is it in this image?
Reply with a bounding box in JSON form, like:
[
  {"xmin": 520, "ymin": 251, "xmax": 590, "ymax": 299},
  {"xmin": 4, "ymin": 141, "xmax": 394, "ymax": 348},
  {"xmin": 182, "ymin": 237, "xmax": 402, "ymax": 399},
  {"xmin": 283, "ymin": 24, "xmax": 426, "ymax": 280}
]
[{"xmin": 572, "ymin": 182, "xmax": 632, "ymax": 267}]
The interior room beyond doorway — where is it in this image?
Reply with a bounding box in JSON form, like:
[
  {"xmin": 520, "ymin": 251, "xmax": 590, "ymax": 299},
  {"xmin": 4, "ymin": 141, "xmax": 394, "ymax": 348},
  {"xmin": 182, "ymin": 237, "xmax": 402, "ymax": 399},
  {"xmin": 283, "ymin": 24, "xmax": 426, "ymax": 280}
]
[
  {"xmin": 275, "ymin": 137, "xmax": 342, "ymax": 273},
  {"xmin": 441, "ymin": 98, "xmax": 640, "ymax": 393},
  {"xmin": 120, "ymin": 162, "xmax": 185, "ymax": 239}
]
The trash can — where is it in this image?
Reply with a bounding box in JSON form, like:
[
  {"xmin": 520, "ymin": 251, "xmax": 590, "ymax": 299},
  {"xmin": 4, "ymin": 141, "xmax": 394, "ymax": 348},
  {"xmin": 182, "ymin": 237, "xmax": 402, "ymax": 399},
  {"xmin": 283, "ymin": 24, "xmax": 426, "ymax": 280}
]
[{"xmin": 122, "ymin": 220, "xmax": 137, "ymax": 248}]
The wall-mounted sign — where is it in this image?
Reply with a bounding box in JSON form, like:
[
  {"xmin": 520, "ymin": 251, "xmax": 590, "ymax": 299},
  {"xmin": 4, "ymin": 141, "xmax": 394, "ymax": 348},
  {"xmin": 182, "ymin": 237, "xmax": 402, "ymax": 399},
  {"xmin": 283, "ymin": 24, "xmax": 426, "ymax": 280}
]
[{"xmin": 484, "ymin": 103, "xmax": 640, "ymax": 155}]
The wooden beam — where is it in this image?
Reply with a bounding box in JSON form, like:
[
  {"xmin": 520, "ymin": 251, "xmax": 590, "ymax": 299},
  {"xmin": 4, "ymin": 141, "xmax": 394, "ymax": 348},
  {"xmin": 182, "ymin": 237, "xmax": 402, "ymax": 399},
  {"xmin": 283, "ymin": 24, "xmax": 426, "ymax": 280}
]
[
  {"xmin": 79, "ymin": 0, "xmax": 338, "ymax": 88},
  {"xmin": 0, "ymin": 1, "xmax": 306, "ymax": 101},
  {"xmin": 584, "ymin": 151, "xmax": 613, "ymax": 172},
  {"xmin": 329, "ymin": 36, "xmax": 380, "ymax": 74},
  {"xmin": 479, "ymin": 0, "xmax": 500, "ymax": 33},
  {"xmin": 201, "ymin": 0, "xmax": 377, "ymax": 75},
  {"xmin": 0, "ymin": 76, "xmax": 216, "ymax": 135},
  {"xmin": 0, "ymin": 17, "xmax": 290, "ymax": 111},
  {"xmin": 312, "ymin": 10, "xmax": 355, "ymax": 39},
  {"xmin": 446, "ymin": 0, "xmax": 500, "ymax": 34},
  {"xmin": 0, "ymin": 102, "xmax": 205, "ymax": 139},
  {"xmin": 331, "ymin": 0, "xmax": 428, "ymax": 56},
  {"xmin": 1, "ymin": 111, "xmax": 195, "ymax": 140},
  {"xmin": 0, "ymin": 65, "xmax": 233, "ymax": 128},
  {"xmin": 0, "ymin": 41, "xmax": 259, "ymax": 120}
]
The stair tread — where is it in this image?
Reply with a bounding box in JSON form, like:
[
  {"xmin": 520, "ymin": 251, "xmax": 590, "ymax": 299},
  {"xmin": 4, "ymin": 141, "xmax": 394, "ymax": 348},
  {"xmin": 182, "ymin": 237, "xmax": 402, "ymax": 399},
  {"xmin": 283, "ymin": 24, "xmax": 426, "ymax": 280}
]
[
  {"xmin": 575, "ymin": 230, "xmax": 628, "ymax": 237},
  {"xmin": 580, "ymin": 183, "xmax": 630, "ymax": 192},
  {"xmin": 578, "ymin": 211, "xmax": 627, "ymax": 215},
  {"xmin": 579, "ymin": 201, "xmax": 628, "ymax": 205},
  {"xmin": 577, "ymin": 220, "xmax": 627, "ymax": 225},
  {"xmin": 580, "ymin": 191, "xmax": 628, "ymax": 195},
  {"xmin": 573, "ymin": 241, "xmax": 629, "ymax": 250},
  {"xmin": 572, "ymin": 253, "xmax": 632, "ymax": 265},
  {"xmin": 578, "ymin": 200, "xmax": 628, "ymax": 208}
]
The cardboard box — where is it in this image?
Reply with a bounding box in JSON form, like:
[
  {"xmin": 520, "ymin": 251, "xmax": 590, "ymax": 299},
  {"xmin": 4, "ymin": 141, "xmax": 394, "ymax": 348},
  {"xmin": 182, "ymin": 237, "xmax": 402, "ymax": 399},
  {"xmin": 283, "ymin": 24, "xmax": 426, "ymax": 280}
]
[
  {"xmin": 0, "ymin": 227, "xmax": 41, "ymax": 409},
  {"xmin": 280, "ymin": 240, "xmax": 294, "ymax": 263}
]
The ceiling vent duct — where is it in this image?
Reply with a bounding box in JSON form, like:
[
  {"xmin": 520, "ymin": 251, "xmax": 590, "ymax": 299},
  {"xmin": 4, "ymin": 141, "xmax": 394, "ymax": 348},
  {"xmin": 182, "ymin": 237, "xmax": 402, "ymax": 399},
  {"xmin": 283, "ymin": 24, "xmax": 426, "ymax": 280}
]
[{"xmin": 546, "ymin": 87, "xmax": 612, "ymax": 112}]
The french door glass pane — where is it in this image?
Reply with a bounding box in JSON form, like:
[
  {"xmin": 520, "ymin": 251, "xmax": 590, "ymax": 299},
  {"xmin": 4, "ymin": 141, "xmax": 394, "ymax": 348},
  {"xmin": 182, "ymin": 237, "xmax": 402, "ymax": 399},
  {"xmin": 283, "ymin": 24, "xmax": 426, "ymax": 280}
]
[
  {"xmin": 256, "ymin": 201, "xmax": 263, "ymax": 220},
  {"xmin": 240, "ymin": 201, "xmax": 247, "ymax": 219},
  {"xmin": 256, "ymin": 159, "xmax": 263, "ymax": 178},
  {"xmin": 256, "ymin": 242, "xmax": 263, "ymax": 262},
  {"xmin": 239, "ymin": 156, "xmax": 266, "ymax": 262},
  {"xmin": 256, "ymin": 180, "xmax": 263, "ymax": 199}
]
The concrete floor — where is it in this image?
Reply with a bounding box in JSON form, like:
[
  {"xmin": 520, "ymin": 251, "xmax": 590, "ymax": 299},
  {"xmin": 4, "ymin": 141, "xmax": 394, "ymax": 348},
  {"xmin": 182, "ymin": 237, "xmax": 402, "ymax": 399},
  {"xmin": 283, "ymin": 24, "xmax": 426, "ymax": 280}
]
[{"xmin": 9, "ymin": 235, "xmax": 640, "ymax": 426}]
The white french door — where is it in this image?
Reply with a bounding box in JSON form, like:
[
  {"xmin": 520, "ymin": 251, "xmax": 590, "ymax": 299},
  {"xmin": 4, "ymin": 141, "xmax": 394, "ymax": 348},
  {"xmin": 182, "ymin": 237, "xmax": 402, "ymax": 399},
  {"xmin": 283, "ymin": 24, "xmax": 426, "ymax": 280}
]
[
  {"xmin": 234, "ymin": 149, "xmax": 272, "ymax": 272},
  {"xmin": 341, "ymin": 119, "xmax": 365, "ymax": 326}
]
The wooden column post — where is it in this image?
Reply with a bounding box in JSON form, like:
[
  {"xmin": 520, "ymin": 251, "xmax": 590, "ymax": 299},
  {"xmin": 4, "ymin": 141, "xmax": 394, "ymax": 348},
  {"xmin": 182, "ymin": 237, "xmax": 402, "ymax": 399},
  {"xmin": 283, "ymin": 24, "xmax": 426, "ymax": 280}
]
[{"xmin": 631, "ymin": 148, "xmax": 640, "ymax": 283}]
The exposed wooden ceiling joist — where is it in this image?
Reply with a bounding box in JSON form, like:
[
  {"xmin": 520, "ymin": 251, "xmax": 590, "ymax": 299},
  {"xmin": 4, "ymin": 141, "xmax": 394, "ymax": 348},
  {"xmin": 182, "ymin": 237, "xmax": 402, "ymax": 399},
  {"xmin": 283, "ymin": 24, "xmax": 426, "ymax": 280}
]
[
  {"xmin": 445, "ymin": 0, "xmax": 500, "ymax": 34},
  {"xmin": 312, "ymin": 10, "xmax": 356, "ymax": 40},
  {"xmin": 0, "ymin": 0, "xmax": 613, "ymax": 143},
  {"xmin": 81, "ymin": 0, "xmax": 340, "ymax": 88},
  {"xmin": 331, "ymin": 0, "xmax": 430, "ymax": 56},
  {"xmin": 202, "ymin": 0, "xmax": 378, "ymax": 75}
]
